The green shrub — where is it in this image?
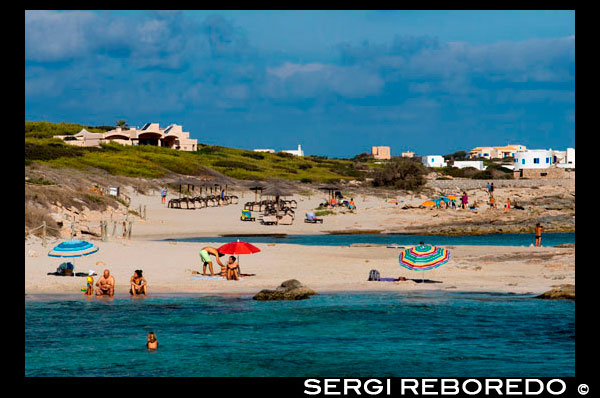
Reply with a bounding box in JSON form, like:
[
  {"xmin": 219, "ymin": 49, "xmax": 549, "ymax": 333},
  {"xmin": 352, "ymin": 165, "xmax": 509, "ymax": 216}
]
[
  {"xmin": 213, "ymin": 160, "xmax": 261, "ymax": 171},
  {"xmin": 372, "ymin": 158, "xmax": 427, "ymax": 190},
  {"xmin": 300, "ymin": 178, "xmax": 312, "ymax": 183},
  {"xmin": 241, "ymin": 152, "xmax": 265, "ymax": 160}
]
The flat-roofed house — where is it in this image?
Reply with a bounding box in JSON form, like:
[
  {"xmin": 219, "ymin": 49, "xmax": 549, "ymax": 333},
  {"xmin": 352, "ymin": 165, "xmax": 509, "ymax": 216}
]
[
  {"xmin": 55, "ymin": 123, "xmax": 198, "ymax": 151},
  {"xmin": 469, "ymin": 144, "xmax": 526, "ymax": 159},
  {"xmin": 422, "ymin": 155, "xmax": 447, "ymax": 168},
  {"xmin": 282, "ymin": 144, "xmax": 304, "ymax": 156},
  {"xmin": 401, "ymin": 151, "xmax": 415, "ymax": 158},
  {"xmin": 371, "ymin": 146, "xmax": 391, "ymax": 160}
]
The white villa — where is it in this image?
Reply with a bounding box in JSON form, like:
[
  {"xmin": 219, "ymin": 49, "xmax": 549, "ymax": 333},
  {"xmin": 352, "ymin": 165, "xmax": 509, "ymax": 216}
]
[
  {"xmin": 54, "ymin": 123, "xmax": 198, "ymax": 151},
  {"xmin": 469, "ymin": 144, "xmax": 527, "ymax": 159},
  {"xmin": 514, "ymin": 148, "xmax": 575, "ymax": 170},
  {"xmin": 422, "ymin": 155, "xmax": 447, "ymax": 168}
]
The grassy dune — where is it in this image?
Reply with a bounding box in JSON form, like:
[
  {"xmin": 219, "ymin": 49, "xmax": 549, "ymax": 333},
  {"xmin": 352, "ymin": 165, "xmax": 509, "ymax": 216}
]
[{"xmin": 25, "ymin": 122, "xmax": 372, "ymax": 183}]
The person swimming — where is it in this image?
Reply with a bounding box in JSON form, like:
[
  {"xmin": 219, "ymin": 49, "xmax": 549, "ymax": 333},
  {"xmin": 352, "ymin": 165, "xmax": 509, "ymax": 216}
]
[{"xmin": 147, "ymin": 332, "xmax": 158, "ymax": 350}]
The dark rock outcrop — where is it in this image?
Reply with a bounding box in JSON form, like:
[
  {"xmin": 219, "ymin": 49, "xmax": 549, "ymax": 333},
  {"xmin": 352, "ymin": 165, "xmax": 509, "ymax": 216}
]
[
  {"xmin": 253, "ymin": 279, "xmax": 317, "ymax": 301},
  {"xmin": 536, "ymin": 284, "xmax": 575, "ymax": 300}
]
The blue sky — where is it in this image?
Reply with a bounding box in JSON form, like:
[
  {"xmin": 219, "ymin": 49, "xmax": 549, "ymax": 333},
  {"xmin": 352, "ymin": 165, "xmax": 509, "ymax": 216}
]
[{"xmin": 25, "ymin": 10, "xmax": 575, "ymax": 157}]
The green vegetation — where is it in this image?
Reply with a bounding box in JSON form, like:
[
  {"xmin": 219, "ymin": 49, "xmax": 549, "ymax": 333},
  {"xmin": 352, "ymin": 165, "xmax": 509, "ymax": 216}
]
[
  {"xmin": 372, "ymin": 158, "xmax": 427, "ymax": 190},
  {"xmin": 25, "ymin": 121, "xmax": 374, "ymax": 183},
  {"xmin": 26, "ymin": 177, "xmax": 56, "ymax": 185},
  {"xmin": 314, "ymin": 210, "xmax": 335, "ymax": 216}
]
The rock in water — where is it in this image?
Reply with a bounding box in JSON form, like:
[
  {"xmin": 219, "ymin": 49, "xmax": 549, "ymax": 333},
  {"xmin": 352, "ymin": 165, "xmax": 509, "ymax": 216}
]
[
  {"xmin": 253, "ymin": 279, "xmax": 317, "ymax": 301},
  {"xmin": 536, "ymin": 284, "xmax": 575, "ymax": 300}
]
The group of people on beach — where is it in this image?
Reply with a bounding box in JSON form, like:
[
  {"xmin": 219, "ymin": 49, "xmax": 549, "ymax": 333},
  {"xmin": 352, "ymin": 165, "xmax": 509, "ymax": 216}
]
[
  {"xmin": 198, "ymin": 246, "xmax": 241, "ymax": 280},
  {"xmin": 84, "ymin": 262, "xmax": 148, "ymax": 297}
]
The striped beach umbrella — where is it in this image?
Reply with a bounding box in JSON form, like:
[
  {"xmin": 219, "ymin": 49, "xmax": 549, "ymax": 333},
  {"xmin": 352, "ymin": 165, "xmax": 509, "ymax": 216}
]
[
  {"xmin": 399, "ymin": 244, "xmax": 450, "ymax": 281},
  {"xmin": 48, "ymin": 240, "xmax": 99, "ymax": 258}
]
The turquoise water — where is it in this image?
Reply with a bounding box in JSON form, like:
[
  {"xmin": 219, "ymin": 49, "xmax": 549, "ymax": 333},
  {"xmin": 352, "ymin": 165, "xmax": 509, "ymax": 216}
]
[
  {"xmin": 25, "ymin": 292, "xmax": 574, "ymax": 377},
  {"xmin": 167, "ymin": 232, "xmax": 575, "ymax": 247}
]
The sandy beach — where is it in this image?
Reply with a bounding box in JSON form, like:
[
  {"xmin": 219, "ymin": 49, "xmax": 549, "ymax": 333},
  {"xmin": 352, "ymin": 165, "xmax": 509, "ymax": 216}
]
[{"xmin": 25, "ymin": 184, "xmax": 575, "ymax": 297}]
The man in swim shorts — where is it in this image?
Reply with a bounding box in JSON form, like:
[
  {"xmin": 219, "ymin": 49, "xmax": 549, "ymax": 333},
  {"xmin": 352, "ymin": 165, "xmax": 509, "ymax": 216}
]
[
  {"xmin": 199, "ymin": 247, "xmax": 225, "ymax": 276},
  {"xmin": 95, "ymin": 268, "xmax": 115, "ymax": 296}
]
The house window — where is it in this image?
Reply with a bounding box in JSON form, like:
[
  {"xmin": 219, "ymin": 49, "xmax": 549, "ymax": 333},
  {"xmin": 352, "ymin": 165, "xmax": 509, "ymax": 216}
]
[
  {"xmin": 534, "ymin": 158, "xmax": 540, "ymax": 164},
  {"xmin": 522, "ymin": 159, "xmax": 525, "ymax": 165},
  {"xmin": 546, "ymin": 158, "xmax": 550, "ymax": 163},
  {"xmin": 514, "ymin": 158, "xmax": 517, "ymax": 163},
  {"xmin": 483, "ymin": 153, "xmax": 489, "ymax": 157}
]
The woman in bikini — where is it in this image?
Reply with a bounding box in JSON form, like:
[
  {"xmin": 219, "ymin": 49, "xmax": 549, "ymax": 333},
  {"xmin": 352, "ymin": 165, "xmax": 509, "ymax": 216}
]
[{"xmin": 130, "ymin": 270, "xmax": 147, "ymax": 296}]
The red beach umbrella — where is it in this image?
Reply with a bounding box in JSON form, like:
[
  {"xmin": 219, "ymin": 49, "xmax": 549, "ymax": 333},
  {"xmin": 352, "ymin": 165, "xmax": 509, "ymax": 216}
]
[
  {"xmin": 217, "ymin": 240, "xmax": 261, "ymax": 274},
  {"xmin": 217, "ymin": 240, "xmax": 261, "ymax": 255}
]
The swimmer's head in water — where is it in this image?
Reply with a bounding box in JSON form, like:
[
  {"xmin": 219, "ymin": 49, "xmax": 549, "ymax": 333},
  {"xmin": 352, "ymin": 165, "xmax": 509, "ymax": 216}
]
[{"xmin": 147, "ymin": 332, "xmax": 157, "ymax": 342}]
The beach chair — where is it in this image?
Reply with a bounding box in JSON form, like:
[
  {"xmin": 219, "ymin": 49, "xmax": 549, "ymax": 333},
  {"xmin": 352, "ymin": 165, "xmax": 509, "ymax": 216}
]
[
  {"xmin": 241, "ymin": 210, "xmax": 255, "ymax": 222},
  {"xmin": 277, "ymin": 213, "xmax": 294, "ymax": 225},
  {"xmin": 304, "ymin": 212, "xmax": 323, "ymax": 224},
  {"xmin": 260, "ymin": 215, "xmax": 278, "ymax": 225}
]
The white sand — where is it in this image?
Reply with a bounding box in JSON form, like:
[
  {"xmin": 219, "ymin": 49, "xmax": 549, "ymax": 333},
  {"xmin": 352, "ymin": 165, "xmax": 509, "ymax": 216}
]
[{"xmin": 25, "ymin": 189, "xmax": 574, "ymax": 296}]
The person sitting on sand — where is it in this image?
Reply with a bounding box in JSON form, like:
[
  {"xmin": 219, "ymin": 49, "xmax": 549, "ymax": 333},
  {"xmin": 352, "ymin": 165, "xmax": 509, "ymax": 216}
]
[
  {"xmin": 226, "ymin": 256, "xmax": 241, "ymax": 280},
  {"xmin": 130, "ymin": 270, "xmax": 147, "ymax": 296},
  {"xmin": 95, "ymin": 268, "xmax": 115, "ymax": 296},
  {"xmin": 199, "ymin": 247, "xmax": 225, "ymax": 277},
  {"xmin": 147, "ymin": 332, "xmax": 158, "ymax": 350},
  {"xmin": 470, "ymin": 200, "xmax": 478, "ymax": 210},
  {"xmin": 348, "ymin": 198, "xmax": 356, "ymax": 211},
  {"xmin": 489, "ymin": 195, "xmax": 496, "ymax": 209},
  {"xmin": 85, "ymin": 270, "xmax": 95, "ymax": 296}
]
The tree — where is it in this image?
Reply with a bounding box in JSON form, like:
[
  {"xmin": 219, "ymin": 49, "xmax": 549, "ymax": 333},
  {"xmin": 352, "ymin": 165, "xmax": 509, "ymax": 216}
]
[
  {"xmin": 116, "ymin": 120, "xmax": 129, "ymax": 129},
  {"xmin": 372, "ymin": 158, "xmax": 427, "ymax": 190}
]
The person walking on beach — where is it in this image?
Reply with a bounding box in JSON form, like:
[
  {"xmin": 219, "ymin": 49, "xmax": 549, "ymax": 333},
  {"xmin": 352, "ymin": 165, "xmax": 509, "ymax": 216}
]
[
  {"xmin": 130, "ymin": 270, "xmax": 147, "ymax": 296},
  {"xmin": 490, "ymin": 182, "xmax": 495, "ymax": 196},
  {"xmin": 535, "ymin": 223, "xmax": 544, "ymax": 247},
  {"xmin": 160, "ymin": 185, "xmax": 167, "ymax": 205},
  {"xmin": 461, "ymin": 192, "xmax": 468, "ymax": 209},
  {"xmin": 487, "ymin": 182, "xmax": 491, "ymax": 195},
  {"xmin": 95, "ymin": 268, "xmax": 115, "ymax": 296},
  {"xmin": 199, "ymin": 247, "xmax": 225, "ymax": 277}
]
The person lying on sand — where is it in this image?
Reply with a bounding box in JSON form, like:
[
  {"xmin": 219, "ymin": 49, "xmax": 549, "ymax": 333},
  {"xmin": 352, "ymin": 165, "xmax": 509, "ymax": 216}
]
[
  {"xmin": 130, "ymin": 270, "xmax": 147, "ymax": 296},
  {"xmin": 199, "ymin": 247, "xmax": 225, "ymax": 277},
  {"xmin": 95, "ymin": 269, "xmax": 115, "ymax": 296},
  {"xmin": 226, "ymin": 256, "xmax": 240, "ymax": 280}
]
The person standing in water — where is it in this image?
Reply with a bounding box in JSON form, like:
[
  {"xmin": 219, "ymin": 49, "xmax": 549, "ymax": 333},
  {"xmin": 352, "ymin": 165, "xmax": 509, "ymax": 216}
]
[
  {"xmin": 147, "ymin": 332, "xmax": 158, "ymax": 350},
  {"xmin": 199, "ymin": 247, "xmax": 225, "ymax": 276},
  {"xmin": 535, "ymin": 223, "xmax": 544, "ymax": 247}
]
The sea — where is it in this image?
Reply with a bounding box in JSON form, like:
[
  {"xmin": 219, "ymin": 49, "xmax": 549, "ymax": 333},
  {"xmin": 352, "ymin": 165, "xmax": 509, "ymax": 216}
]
[
  {"xmin": 25, "ymin": 291, "xmax": 574, "ymax": 377},
  {"xmin": 165, "ymin": 232, "xmax": 575, "ymax": 247}
]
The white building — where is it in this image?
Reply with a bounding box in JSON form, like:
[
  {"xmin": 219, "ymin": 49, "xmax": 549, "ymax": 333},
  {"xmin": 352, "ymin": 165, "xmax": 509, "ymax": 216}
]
[
  {"xmin": 281, "ymin": 144, "xmax": 304, "ymax": 157},
  {"xmin": 254, "ymin": 149, "xmax": 275, "ymax": 153},
  {"xmin": 452, "ymin": 160, "xmax": 486, "ymax": 171},
  {"xmin": 513, "ymin": 150, "xmax": 554, "ymax": 170},
  {"xmin": 422, "ymin": 155, "xmax": 447, "ymax": 168},
  {"xmin": 514, "ymin": 148, "xmax": 575, "ymax": 170}
]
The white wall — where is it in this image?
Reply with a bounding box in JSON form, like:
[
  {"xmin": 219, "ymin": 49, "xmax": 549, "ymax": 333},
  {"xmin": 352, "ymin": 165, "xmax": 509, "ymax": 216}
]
[
  {"xmin": 422, "ymin": 155, "xmax": 447, "ymax": 168},
  {"xmin": 514, "ymin": 150, "xmax": 553, "ymax": 170},
  {"xmin": 453, "ymin": 160, "xmax": 486, "ymax": 170}
]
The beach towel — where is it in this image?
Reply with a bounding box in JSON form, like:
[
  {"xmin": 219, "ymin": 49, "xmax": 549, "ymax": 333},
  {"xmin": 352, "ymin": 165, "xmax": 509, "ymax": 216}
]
[{"xmin": 191, "ymin": 276, "xmax": 225, "ymax": 280}]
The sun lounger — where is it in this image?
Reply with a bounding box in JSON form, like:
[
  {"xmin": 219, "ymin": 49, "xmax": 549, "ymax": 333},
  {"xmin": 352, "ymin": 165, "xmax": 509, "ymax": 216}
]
[
  {"xmin": 277, "ymin": 214, "xmax": 294, "ymax": 225},
  {"xmin": 261, "ymin": 215, "xmax": 278, "ymax": 225},
  {"xmin": 304, "ymin": 212, "xmax": 323, "ymax": 224}
]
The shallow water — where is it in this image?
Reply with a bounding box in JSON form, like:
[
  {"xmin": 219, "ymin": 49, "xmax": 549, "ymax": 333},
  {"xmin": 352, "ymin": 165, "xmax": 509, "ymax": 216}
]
[
  {"xmin": 166, "ymin": 232, "xmax": 575, "ymax": 247},
  {"xmin": 25, "ymin": 292, "xmax": 574, "ymax": 377}
]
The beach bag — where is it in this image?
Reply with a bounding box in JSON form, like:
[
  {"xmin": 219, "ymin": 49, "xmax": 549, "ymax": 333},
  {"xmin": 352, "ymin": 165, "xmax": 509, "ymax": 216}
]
[{"xmin": 368, "ymin": 269, "xmax": 380, "ymax": 281}]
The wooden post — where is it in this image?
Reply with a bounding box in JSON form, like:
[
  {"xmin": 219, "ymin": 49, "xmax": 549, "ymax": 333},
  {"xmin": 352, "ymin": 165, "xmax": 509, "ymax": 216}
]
[
  {"xmin": 143, "ymin": 205, "xmax": 146, "ymax": 220},
  {"xmin": 42, "ymin": 221, "xmax": 47, "ymax": 247},
  {"xmin": 71, "ymin": 221, "xmax": 75, "ymax": 239},
  {"xmin": 112, "ymin": 221, "xmax": 117, "ymax": 237},
  {"xmin": 122, "ymin": 221, "xmax": 127, "ymax": 238},
  {"xmin": 128, "ymin": 221, "xmax": 133, "ymax": 239}
]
